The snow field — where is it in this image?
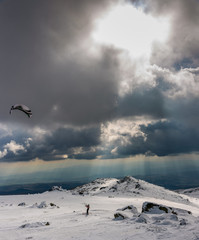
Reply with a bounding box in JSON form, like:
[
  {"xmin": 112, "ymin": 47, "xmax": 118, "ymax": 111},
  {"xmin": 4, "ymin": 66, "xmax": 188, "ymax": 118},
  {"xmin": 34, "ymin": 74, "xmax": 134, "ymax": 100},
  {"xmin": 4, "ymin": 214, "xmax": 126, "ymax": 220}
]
[{"xmin": 0, "ymin": 177, "xmax": 199, "ymax": 240}]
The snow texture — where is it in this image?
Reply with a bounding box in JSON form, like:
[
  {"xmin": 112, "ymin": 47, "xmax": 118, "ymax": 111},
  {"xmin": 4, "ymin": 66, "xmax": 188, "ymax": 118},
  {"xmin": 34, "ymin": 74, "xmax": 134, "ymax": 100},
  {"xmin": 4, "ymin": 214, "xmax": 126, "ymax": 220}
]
[{"xmin": 0, "ymin": 176, "xmax": 199, "ymax": 240}]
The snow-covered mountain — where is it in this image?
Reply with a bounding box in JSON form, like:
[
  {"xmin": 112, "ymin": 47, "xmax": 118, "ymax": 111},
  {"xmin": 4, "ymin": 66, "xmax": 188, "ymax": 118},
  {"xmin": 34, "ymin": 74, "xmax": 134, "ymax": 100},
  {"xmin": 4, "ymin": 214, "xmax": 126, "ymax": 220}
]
[
  {"xmin": 0, "ymin": 176, "xmax": 199, "ymax": 240},
  {"xmin": 72, "ymin": 176, "xmax": 190, "ymax": 204}
]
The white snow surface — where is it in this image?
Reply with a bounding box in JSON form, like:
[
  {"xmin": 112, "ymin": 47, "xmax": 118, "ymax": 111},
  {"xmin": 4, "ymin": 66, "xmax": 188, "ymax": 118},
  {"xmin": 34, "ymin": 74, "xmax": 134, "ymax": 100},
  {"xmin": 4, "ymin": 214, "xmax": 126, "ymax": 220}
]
[
  {"xmin": 1, "ymin": 176, "xmax": 199, "ymax": 240},
  {"xmin": 177, "ymin": 187, "xmax": 199, "ymax": 198}
]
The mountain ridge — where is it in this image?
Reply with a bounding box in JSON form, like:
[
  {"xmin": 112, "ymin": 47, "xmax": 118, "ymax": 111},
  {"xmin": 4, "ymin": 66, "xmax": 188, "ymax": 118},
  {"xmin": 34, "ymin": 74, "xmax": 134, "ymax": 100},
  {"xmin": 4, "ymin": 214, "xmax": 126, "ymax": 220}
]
[{"xmin": 70, "ymin": 176, "xmax": 191, "ymax": 205}]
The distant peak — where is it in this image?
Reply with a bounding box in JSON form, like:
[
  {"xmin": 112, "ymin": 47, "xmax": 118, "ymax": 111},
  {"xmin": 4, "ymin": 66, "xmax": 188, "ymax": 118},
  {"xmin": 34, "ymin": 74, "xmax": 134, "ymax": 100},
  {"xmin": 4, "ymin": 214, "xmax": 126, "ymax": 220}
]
[{"xmin": 70, "ymin": 176, "xmax": 190, "ymax": 205}]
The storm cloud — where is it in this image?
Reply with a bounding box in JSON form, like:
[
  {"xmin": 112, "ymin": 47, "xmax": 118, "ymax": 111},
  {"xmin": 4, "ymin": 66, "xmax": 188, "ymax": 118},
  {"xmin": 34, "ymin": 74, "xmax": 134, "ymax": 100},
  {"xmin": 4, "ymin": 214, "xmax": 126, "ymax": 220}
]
[
  {"xmin": 1, "ymin": 0, "xmax": 199, "ymax": 162},
  {"xmin": 0, "ymin": 0, "xmax": 119, "ymax": 126},
  {"xmin": 0, "ymin": 125, "xmax": 101, "ymax": 162},
  {"xmin": 116, "ymin": 120, "xmax": 199, "ymax": 157}
]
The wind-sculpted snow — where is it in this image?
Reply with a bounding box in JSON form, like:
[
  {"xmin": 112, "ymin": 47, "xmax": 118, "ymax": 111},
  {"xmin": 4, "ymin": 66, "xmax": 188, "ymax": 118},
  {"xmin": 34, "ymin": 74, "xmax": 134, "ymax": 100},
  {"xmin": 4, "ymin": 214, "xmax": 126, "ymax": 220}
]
[{"xmin": 0, "ymin": 176, "xmax": 199, "ymax": 240}]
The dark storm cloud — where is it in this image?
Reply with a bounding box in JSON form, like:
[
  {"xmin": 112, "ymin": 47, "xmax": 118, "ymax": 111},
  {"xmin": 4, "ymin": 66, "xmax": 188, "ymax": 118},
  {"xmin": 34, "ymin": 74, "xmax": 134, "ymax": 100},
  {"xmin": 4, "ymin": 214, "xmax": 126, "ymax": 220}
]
[
  {"xmin": 40, "ymin": 126, "xmax": 100, "ymax": 160},
  {"xmin": 1, "ymin": 0, "xmax": 199, "ymax": 162},
  {"xmin": 116, "ymin": 120, "xmax": 199, "ymax": 157},
  {"xmin": 117, "ymin": 87, "xmax": 166, "ymax": 119},
  {"xmin": 0, "ymin": 125, "xmax": 101, "ymax": 162},
  {"xmin": 0, "ymin": 0, "xmax": 119, "ymax": 126},
  {"xmin": 166, "ymin": 96, "xmax": 199, "ymax": 128},
  {"xmin": 30, "ymin": 126, "xmax": 101, "ymax": 161},
  {"xmin": 47, "ymin": 127, "xmax": 100, "ymax": 149}
]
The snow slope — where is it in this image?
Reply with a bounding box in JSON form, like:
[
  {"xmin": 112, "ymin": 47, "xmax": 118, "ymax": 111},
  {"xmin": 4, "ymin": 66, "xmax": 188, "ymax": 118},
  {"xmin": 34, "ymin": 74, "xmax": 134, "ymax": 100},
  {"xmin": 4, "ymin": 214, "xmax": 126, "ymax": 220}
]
[
  {"xmin": 0, "ymin": 176, "xmax": 199, "ymax": 240},
  {"xmin": 177, "ymin": 187, "xmax": 199, "ymax": 198},
  {"xmin": 71, "ymin": 176, "xmax": 191, "ymax": 204}
]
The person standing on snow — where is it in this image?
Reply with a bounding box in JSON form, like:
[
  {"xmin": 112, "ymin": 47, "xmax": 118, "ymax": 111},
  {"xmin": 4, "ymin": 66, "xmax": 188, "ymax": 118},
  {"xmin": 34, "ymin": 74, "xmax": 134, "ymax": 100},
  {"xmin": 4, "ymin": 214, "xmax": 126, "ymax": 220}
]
[{"xmin": 85, "ymin": 204, "xmax": 90, "ymax": 215}]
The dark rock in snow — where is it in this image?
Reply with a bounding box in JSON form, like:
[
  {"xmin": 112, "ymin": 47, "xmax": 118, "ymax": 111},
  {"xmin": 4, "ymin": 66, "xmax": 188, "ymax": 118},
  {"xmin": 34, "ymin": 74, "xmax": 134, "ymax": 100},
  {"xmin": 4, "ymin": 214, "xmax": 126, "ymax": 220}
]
[
  {"xmin": 121, "ymin": 205, "xmax": 138, "ymax": 214},
  {"xmin": 50, "ymin": 203, "xmax": 56, "ymax": 207},
  {"xmin": 37, "ymin": 201, "xmax": 48, "ymax": 208},
  {"xmin": 50, "ymin": 203, "xmax": 59, "ymax": 208},
  {"xmin": 142, "ymin": 202, "xmax": 192, "ymax": 216},
  {"xmin": 20, "ymin": 222, "xmax": 50, "ymax": 228},
  {"xmin": 100, "ymin": 187, "xmax": 107, "ymax": 190},
  {"xmin": 142, "ymin": 202, "xmax": 170, "ymax": 214},
  {"xmin": 114, "ymin": 212, "xmax": 128, "ymax": 220},
  {"xmin": 18, "ymin": 202, "xmax": 26, "ymax": 206},
  {"xmin": 179, "ymin": 219, "xmax": 187, "ymax": 225},
  {"xmin": 119, "ymin": 176, "xmax": 133, "ymax": 184},
  {"xmin": 109, "ymin": 186, "xmax": 117, "ymax": 191},
  {"xmin": 50, "ymin": 202, "xmax": 59, "ymax": 208},
  {"xmin": 49, "ymin": 186, "xmax": 64, "ymax": 192}
]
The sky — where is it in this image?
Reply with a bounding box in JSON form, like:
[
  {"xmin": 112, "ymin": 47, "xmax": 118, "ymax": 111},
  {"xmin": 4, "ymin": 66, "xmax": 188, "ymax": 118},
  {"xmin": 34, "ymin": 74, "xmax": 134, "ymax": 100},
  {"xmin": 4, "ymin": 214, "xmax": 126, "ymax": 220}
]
[{"xmin": 1, "ymin": 0, "xmax": 199, "ymax": 187}]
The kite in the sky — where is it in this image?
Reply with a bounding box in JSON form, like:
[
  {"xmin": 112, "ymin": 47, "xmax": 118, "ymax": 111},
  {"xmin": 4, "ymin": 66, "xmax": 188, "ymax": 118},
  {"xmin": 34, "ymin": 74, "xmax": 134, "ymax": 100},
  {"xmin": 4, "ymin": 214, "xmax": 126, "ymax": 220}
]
[{"xmin": 10, "ymin": 104, "xmax": 32, "ymax": 118}]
